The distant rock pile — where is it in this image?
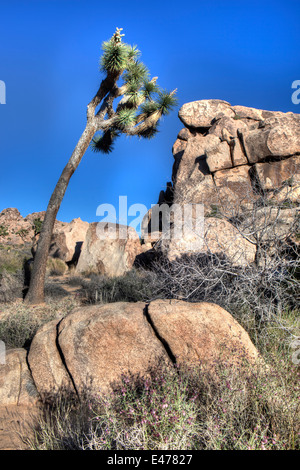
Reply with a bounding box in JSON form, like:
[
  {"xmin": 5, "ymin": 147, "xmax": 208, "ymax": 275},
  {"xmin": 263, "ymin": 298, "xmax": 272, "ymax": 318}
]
[{"xmin": 0, "ymin": 208, "xmax": 64, "ymax": 246}]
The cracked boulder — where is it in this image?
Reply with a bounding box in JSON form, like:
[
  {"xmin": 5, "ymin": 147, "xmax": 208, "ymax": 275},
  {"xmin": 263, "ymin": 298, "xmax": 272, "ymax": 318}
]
[
  {"xmin": 57, "ymin": 302, "xmax": 171, "ymax": 395},
  {"xmin": 27, "ymin": 319, "xmax": 74, "ymax": 398},
  {"xmin": 147, "ymin": 300, "xmax": 259, "ymax": 370},
  {"xmin": 5, "ymin": 300, "xmax": 260, "ymax": 402}
]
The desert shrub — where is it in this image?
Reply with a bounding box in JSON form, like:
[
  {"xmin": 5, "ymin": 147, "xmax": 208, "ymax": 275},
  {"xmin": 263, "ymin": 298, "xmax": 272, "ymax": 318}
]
[
  {"xmin": 0, "ymin": 270, "xmax": 23, "ymax": 303},
  {"xmin": 0, "ymin": 225, "xmax": 9, "ymax": 237},
  {"xmin": 29, "ymin": 355, "xmax": 299, "ymax": 450},
  {"xmin": 0, "ymin": 296, "xmax": 79, "ymax": 349},
  {"xmin": 32, "ymin": 217, "xmax": 43, "ymax": 236},
  {"xmin": 46, "ymin": 257, "xmax": 68, "ymax": 276},
  {"xmin": 65, "ymin": 275, "xmax": 84, "ymax": 287},
  {"xmin": 79, "ymin": 269, "xmax": 159, "ymax": 304},
  {"xmin": 0, "ymin": 307, "xmax": 56, "ymax": 349},
  {"xmin": 44, "ymin": 282, "xmax": 70, "ymax": 300},
  {"xmin": 0, "ymin": 245, "xmax": 30, "ymax": 274}
]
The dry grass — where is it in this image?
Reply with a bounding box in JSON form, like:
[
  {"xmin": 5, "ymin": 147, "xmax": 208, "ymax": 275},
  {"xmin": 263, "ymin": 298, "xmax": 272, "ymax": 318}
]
[{"xmin": 28, "ymin": 351, "xmax": 299, "ymax": 450}]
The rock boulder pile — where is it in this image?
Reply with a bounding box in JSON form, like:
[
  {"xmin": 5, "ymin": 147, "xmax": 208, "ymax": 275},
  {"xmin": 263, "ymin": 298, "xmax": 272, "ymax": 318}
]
[{"xmin": 143, "ymin": 100, "xmax": 300, "ymax": 262}]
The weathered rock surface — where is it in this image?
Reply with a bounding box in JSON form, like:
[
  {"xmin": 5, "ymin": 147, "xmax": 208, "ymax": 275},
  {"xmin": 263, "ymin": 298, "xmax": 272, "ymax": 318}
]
[
  {"xmin": 242, "ymin": 115, "xmax": 300, "ymax": 163},
  {"xmin": 27, "ymin": 319, "xmax": 74, "ymax": 397},
  {"xmin": 206, "ymin": 140, "xmax": 232, "ymax": 172},
  {"xmin": 49, "ymin": 217, "xmax": 89, "ymax": 264},
  {"xmin": 0, "ymin": 349, "xmax": 40, "ymax": 406},
  {"xmin": 57, "ymin": 302, "xmax": 171, "ymax": 394},
  {"xmin": 179, "ymin": 99, "xmax": 235, "ymax": 128},
  {"xmin": 148, "ymin": 300, "xmax": 259, "ymax": 368},
  {"xmin": 252, "ymin": 155, "xmax": 300, "ymax": 190},
  {"xmin": 2, "ymin": 300, "xmax": 260, "ymax": 403},
  {"xmin": 160, "ymin": 217, "xmax": 256, "ymax": 266},
  {"xmin": 76, "ymin": 222, "xmax": 142, "ymax": 277}
]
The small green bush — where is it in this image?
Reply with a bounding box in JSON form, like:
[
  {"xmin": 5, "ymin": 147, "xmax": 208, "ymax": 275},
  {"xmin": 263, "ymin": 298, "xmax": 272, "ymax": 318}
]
[
  {"xmin": 0, "ymin": 270, "xmax": 23, "ymax": 303},
  {"xmin": 0, "ymin": 225, "xmax": 9, "ymax": 237},
  {"xmin": 0, "ymin": 245, "xmax": 30, "ymax": 274}
]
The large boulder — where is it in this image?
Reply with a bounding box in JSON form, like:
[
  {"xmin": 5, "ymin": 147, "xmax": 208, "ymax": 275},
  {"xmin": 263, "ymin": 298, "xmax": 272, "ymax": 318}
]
[
  {"xmin": 76, "ymin": 222, "xmax": 142, "ymax": 277},
  {"xmin": 242, "ymin": 115, "xmax": 300, "ymax": 163},
  {"xmin": 178, "ymin": 99, "xmax": 235, "ymax": 128},
  {"xmin": 49, "ymin": 217, "xmax": 89, "ymax": 264},
  {"xmin": 160, "ymin": 217, "xmax": 256, "ymax": 266},
  {"xmin": 57, "ymin": 302, "xmax": 171, "ymax": 394},
  {"xmin": 25, "ymin": 300, "xmax": 259, "ymax": 398},
  {"xmin": 147, "ymin": 300, "xmax": 259, "ymax": 368},
  {"xmin": 0, "ymin": 349, "xmax": 40, "ymax": 406},
  {"xmin": 27, "ymin": 319, "xmax": 74, "ymax": 398}
]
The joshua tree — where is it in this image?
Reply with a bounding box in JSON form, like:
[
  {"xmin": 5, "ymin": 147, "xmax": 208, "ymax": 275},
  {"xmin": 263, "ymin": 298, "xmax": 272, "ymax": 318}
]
[{"xmin": 25, "ymin": 28, "xmax": 177, "ymax": 304}]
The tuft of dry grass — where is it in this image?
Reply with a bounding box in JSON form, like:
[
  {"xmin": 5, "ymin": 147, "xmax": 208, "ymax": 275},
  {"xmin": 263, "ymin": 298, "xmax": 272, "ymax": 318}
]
[{"xmin": 0, "ymin": 295, "xmax": 80, "ymax": 349}]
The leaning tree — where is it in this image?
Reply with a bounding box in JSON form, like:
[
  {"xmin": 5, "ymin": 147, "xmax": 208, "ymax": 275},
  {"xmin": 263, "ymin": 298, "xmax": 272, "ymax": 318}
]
[{"xmin": 25, "ymin": 28, "xmax": 177, "ymax": 304}]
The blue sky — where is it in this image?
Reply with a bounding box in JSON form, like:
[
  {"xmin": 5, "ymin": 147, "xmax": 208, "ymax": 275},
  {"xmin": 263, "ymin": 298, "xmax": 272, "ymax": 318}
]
[{"xmin": 0, "ymin": 0, "xmax": 299, "ymax": 225}]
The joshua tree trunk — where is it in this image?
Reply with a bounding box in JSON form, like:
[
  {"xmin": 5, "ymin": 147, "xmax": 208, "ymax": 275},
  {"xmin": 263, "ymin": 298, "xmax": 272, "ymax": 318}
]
[{"xmin": 25, "ymin": 122, "xmax": 97, "ymax": 304}]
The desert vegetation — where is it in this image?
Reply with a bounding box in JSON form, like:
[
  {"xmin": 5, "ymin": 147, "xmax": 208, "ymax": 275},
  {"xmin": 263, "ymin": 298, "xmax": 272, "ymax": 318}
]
[
  {"xmin": 1, "ymin": 190, "xmax": 299, "ymax": 450},
  {"xmin": 28, "ymin": 354, "xmax": 299, "ymax": 450}
]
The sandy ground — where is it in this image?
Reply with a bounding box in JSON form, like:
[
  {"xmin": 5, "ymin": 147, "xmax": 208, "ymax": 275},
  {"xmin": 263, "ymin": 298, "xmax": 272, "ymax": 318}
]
[{"xmin": 0, "ymin": 405, "xmax": 41, "ymax": 450}]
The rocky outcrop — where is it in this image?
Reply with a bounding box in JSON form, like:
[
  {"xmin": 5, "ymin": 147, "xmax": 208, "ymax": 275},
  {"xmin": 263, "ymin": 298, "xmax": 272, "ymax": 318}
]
[
  {"xmin": 0, "ymin": 208, "xmax": 92, "ymax": 270},
  {"xmin": 171, "ymin": 101, "xmax": 300, "ymax": 213},
  {"xmin": 145, "ymin": 100, "xmax": 300, "ymax": 262},
  {"xmin": 1, "ymin": 300, "xmax": 259, "ymax": 400},
  {"xmin": 76, "ymin": 223, "xmax": 142, "ymax": 277},
  {"xmin": 0, "ymin": 209, "xmax": 34, "ymax": 245}
]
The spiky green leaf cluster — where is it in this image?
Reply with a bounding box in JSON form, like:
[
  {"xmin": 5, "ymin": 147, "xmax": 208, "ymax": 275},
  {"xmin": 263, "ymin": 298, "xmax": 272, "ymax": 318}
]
[
  {"xmin": 142, "ymin": 80, "xmax": 159, "ymax": 100},
  {"xmin": 91, "ymin": 130, "xmax": 119, "ymax": 154},
  {"xmin": 115, "ymin": 108, "xmax": 137, "ymax": 130},
  {"xmin": 156, "ymin": 90, "xmax": 178, "ymax": 116},
  {"xmin": 140, "ymin": 100, "xmax": 160, "ymax": 117},
  {"xmin": 126, "ymin": 45, "xmax": 140, "ymax": 61},
  {"xmin": 123, "ymin": 60, "xmax": 149, "ymax": 87},
  {"xmin": 100, "ymin": 41, "xmax": 131, "ymax": 74}
]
